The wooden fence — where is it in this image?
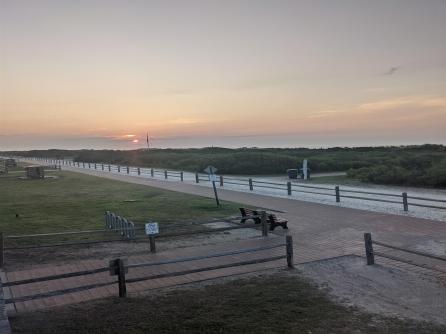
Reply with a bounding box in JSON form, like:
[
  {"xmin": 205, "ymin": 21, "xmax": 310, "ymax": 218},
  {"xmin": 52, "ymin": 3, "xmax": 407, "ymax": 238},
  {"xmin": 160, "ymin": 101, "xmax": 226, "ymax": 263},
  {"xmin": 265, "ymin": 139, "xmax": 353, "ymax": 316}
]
[
  {"xmin": 363, "ymin": 232, "xmax": 446, "ymax": 273},
  {"xmin": 17, "ymin": 157, "xmax": 446, "ymax": 212},
  {"xmin": 0, "ymin": 212, "xmax": 271, "ymax": 267},
  {"xmin": 3, "ymin": 236, "xmax": 293, "ymax": 304}
]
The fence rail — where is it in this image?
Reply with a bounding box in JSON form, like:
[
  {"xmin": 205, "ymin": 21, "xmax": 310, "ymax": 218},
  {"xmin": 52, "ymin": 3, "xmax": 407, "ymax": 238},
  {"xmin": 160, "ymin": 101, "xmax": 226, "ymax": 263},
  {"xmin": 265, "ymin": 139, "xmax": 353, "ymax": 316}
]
[
  {"xmin": 4, "ymin": 236, "xmax": 293, "ymax": 304},
  {"xmin": 15, "ymin": 157, "xmax": 446, "ymax": 212},
  {"xmin": 0, "ymin": 213, "xmax": 270, "ymax": 266},
  {"xmin": 363, "ymin": 233, "xmax": 446, "ymax": 274}
]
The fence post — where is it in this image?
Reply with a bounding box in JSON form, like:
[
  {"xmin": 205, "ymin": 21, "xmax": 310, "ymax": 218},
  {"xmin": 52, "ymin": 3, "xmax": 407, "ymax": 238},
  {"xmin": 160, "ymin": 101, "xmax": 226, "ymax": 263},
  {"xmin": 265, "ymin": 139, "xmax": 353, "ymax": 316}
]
[
  {"xmin": 102, "ymin": 164, "xmax": 104, "ymax": 170},
  {"xmin": 286, "ymin": 235, "xmax": 294, "ymax": 268},
  {"xmin": 287, "ymin": 182, "xmax": 292, "ymax": 196},
  {"xmin": 0, "ymin": 232, "xmax": 4, "ymax": 267},
  {"xmin": 88, "ymin": 163, "xmax": 91, "ymax": 169},
  {"xmin": 149, "ymin": 236, "xmax": 156, "ymax": 253},
  {"xmin": 249, "ymin": 178, "xmax": 253, "ymax": 191},
  {"xmin": 261, "ymin": 211, "xmax": 268, "ymax": 237},
  {"xmin": 220, "ymin": 175, "xmax": 223, "ymax": 186},
  {"xmin": 108, "ymin": 164, "xmax": 111, "ymax": 172},
  {"xmin": 364, "ymin": 233, "xmax": 374, "ymax": 265},
  {"xmin": 180, "ymin": 171, "xmax": 184, "ymax": 181},
  {"xmin": 164, "ymin": 170, "xmax": 168, "ymax": 179},
  {"xmin": 151, "ymin": 168, "xmax": 154, "ymax": 177},
  {"xmin": 117, "ymin": 259, "xmax": 127, "ymax": 297},
  {"xmin": 83, "ymin": 162, "xmax": 85, "ymax": 168},
  {"xmin": 127, "ymin": 166, "xmax": 130, "ymax": 174},
  {"xmin": 402, "ymin": 192, "xmax": 408, "ymax": 212},
  {"xmin": 137, "ymin": 167, "xmax": 141, "ymax": 175},
  {"xmin": 195, "ymin": 173, "xmax": 199, "ymax": 183},
  {"xmin": 335, "ymin": 186, "xmax": 340, "ymax": 203},
  {"xmin": 94, "ymin": 163, "xmax": 97, "ymax": 169}
]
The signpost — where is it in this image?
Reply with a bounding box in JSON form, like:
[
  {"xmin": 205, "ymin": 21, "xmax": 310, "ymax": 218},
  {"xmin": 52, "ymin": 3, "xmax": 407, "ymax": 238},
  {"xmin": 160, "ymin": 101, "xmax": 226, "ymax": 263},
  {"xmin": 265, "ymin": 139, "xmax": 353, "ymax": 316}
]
[
  {"xmin": 145, "ymin": 222, "xmax": 159, "ymax": 235},
  {"xmin": 204, "ymin": 165, "xmax": 220, "ymax": 206},
  {"xmin": 145, "ymin": 222, "xmax": 159, "ymax": 253}
]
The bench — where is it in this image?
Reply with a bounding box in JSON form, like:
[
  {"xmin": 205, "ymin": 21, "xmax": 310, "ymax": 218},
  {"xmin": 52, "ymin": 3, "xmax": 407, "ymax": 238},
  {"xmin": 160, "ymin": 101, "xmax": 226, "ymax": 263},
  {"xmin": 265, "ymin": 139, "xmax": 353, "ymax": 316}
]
[
  {"xmin": 239, "ymin": 208, "xmax": 261, "ymax": 224},
  {"xmin": 268, "ymin": 214, "xmax": 288, "ymax": 231}
]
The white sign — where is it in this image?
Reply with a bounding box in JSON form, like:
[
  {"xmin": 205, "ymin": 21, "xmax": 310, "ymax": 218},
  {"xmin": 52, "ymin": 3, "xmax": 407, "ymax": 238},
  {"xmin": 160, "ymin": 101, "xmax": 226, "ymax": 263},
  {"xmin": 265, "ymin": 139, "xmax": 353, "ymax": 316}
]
[
  {"xmin": 145, "ymin": 222, "xmax": 159, "ymax": 235},
  {"xmin": 209, "ymin": 174, "xmax": 218, "ymax": 182},
  {"xmin": 303, "ymin": 159, "xmax": 308, "ymax": 180},
  {"xmin": 204, "ymin": 165, "xmax": 218, "ymax": 175}
]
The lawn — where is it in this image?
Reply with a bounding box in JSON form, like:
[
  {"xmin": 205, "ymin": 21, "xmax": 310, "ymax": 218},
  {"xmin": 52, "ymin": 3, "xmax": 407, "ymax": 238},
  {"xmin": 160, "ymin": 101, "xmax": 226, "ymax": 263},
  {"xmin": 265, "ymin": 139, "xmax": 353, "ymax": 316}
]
[
  {"xmin": 0, "ymin": 166, "xmax": 241, "ymax": 236},
  {"xmin": 9, "ymin": 272, "xmax": 445, "ymax": 334}
]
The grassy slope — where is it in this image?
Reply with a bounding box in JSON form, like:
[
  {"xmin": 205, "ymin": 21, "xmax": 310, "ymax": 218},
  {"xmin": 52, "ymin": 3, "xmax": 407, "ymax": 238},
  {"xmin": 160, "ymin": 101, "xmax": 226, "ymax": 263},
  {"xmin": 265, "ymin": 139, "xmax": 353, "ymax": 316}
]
[
  {"xmin": 10, "ymin": 273, "xmax": 445, "ymax": 334},
  {"xmin": 0, "ymin": 168, "xmax": 240, "ymax": 236}
]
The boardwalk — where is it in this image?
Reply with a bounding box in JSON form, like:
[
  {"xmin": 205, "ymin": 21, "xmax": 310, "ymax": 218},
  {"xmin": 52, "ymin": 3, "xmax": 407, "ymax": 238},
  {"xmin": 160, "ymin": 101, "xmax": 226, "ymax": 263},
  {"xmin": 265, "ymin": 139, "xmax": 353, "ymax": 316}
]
[{"xmin": 2, "ymin": 163, "xmax": 446, "ymax": 313}]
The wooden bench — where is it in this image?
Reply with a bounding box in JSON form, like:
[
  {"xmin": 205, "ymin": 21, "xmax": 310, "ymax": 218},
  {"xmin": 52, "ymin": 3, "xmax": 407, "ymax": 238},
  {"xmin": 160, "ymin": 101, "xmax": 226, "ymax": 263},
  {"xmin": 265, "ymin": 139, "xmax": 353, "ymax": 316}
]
[
  {"xmin": 239, "ymin": 208, "xmax": 261, "ymax": 224},
  {"xmin": 268, "ymin": 214, "xmax": 288, "ymax": 231}
]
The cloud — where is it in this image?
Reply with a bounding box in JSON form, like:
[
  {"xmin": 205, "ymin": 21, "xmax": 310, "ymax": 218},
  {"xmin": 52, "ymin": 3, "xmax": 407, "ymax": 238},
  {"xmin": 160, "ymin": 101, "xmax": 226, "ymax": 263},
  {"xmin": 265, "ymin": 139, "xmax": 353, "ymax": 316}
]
[
  {"xmin": 358, "ymin": 96, "xmax": 446, "ymax": 112},
  {"xmin": 167, "ymin": 118, "xmax": 206, "ymax": 125},
  {"xmin": 384, "ymin": 66, "xmax": 400, "ymax": 76}
]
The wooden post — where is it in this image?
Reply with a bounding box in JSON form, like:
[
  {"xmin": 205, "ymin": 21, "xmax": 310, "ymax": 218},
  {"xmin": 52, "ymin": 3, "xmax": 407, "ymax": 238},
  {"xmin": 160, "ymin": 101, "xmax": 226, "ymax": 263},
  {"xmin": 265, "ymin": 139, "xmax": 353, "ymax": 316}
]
[
  {"xmin": 137, "ymin": 167, "xmax": 141, "ymax": 175},
  {"xmin": 108, "ymin": 164, "xmax": 111, "ymax": 172},
  {"xmin": 195, "ymin": 173, "xmax": 199, "ymax": 183},
  {"xmin": 102, "ymin": 164, "xmax": 104, "ymax": 170},
  {"xmin": 364, "ymin": 233, "xmax": 374, "ymax": 265},
  {"xmin": 94, "ymin": 163, "xmax": 97, "ymax": 169},
  {"xmin": 286, "ymin": 235, "xmax": 294, "ymax": 268},
  {"xmin": 117, "ymin": 259, "xmax": 127, "ymax": 297},
  {"xmin": 118, "ymin": 166, "xmax": 121, "ymax": 173},
  {"xmin": 88, "ymin": 163, "xmax": 91, "ymax": 168},
  {"xmin": 83, "ymin": 162, "xmax": 85, "ymax": 168},
  {"xmin": 287, "ymin": 182, "xmax": 292, "ymax": 195},
  {"xmin": 335, "ymin": 186, "xmax": 340, "ymax": 202},
  {"xmin": 151, "ymin": 168, "xmax": 154, "ymax": 177},
  {"xmin": 0, "ymin": 232, "xmax": 4, "ymax": 267},
  {"xmin": 402, "ymin": 192, "xmax": 408, "ymax": 211},
  {"xmin": 149, "ymin": 236, "xmax": 156, "ymax": 253},
  {"xmin": 220, "ymin": 175, "xmax": 223, "ymax": 187},
  {"xmin": 126, "ymin": 166, "xmax": 130, "ymax": 174},
  {"xmin": 180, "ymin": 171, "xmax": 184, "ymax": 181},
  {"xmin": 261, "ymin": 211, "xmax": 268, "ymax": 237},
  {"xmin": 249, "ymin": 178, "xmax": 253, "ymax": 191},
  {"xmin": 164, "ymin": 170, "xmax": 168, "ymax": 179}
]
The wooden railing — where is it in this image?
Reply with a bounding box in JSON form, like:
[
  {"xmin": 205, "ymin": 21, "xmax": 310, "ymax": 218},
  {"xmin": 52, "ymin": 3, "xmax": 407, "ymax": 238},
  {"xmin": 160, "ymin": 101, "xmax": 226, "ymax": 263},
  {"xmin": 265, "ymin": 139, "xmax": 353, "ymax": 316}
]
[
  {"xmin": 363, "ymin": 232, "xmax": 446, "ymax": 273},
  {"xmin": 15, "ymin": 157, "xmax": 446, "ymax": 212},
  {"xmin": 3, "ymin": 236, "xmax": 293, "ymax": 304}
]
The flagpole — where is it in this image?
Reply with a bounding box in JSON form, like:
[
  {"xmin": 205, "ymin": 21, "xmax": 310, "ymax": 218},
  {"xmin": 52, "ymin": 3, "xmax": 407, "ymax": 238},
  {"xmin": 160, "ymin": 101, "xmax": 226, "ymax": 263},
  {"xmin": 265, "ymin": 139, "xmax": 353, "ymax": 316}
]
[{"xmin": 146, "ymin": 132, "xmax": 150, "ymax": 151}]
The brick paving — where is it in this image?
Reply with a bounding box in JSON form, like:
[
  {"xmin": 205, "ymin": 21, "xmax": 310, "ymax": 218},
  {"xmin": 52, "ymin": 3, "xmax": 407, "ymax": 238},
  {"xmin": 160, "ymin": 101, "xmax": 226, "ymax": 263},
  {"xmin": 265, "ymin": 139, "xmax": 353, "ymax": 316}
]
[
  {"xmin": 2, "ymin": 233, "xmax": 365, "ymax": 314},
  {"xmin": 2, "ymin": 163, "xmax": 445, "ymax": 314}
]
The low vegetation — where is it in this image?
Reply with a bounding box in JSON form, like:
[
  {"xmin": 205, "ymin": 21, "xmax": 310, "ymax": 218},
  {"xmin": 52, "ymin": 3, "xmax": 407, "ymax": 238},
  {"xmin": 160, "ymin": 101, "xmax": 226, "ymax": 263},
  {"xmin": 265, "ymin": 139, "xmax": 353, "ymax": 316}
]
[
  {"xmin": 10, "ymin": 273, "xmax": 445, "ymax": 334},
  {"xmin": 4, "ymin": 144, "xmax": 446, "ymax": 187},
  {"xmin": 0, "ymin": 167, "xmax": 240, "ymax": 236}
]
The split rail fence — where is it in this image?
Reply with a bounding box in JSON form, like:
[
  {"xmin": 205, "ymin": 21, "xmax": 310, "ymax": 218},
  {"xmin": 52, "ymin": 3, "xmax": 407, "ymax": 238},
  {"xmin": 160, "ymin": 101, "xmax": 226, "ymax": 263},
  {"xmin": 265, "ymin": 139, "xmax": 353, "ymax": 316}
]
[
  {"xmin": 0, "ymin": 211, "xmax": 271, "ymax": 267},
  {"xmin": 2, "ymin": 236, "xmax": 293, "ymax": 305},
  {"xmin": 363, "ymin": 232, "xmax": 446, "ymax": 274},
  {"xmin": 17, "ymin": 157, "xmax": 446, "ymax": 212}
]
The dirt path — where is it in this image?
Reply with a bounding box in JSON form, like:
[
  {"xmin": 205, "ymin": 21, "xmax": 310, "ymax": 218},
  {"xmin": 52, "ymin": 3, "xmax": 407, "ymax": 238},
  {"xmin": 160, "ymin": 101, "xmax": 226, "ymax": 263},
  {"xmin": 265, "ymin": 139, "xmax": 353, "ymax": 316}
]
[{"xmin": 300, "ymin": 255, "xmax": 446, "ymax": 325}]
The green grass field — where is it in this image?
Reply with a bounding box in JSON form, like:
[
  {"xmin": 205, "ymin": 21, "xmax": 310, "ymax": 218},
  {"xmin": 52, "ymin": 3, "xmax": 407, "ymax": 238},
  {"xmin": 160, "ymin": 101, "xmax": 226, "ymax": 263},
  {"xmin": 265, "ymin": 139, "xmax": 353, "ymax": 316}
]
[
  {"xmin": 10, "ymin": 273, "xmax": 445, "ymax": 334},
  {"xmin": 0, "ymin": 167, "xmax": 240, "ymax": 236}
]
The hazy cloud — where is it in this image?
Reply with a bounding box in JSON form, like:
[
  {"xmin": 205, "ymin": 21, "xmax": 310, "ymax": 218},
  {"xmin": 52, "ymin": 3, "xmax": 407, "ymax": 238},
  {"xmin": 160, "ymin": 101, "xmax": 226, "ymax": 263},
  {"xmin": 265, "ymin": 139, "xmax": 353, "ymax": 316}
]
[{"xmin": 383, "ymin": 66, "xmax": 400, "ymax": 76}]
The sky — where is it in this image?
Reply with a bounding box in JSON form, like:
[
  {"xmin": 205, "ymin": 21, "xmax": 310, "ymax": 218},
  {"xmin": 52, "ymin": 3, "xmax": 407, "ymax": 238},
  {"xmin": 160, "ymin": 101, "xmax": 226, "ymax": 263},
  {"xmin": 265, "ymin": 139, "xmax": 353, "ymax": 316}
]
[{"xmin": 0, "ymin": 0, "xmax": 445, "ymax": 150}]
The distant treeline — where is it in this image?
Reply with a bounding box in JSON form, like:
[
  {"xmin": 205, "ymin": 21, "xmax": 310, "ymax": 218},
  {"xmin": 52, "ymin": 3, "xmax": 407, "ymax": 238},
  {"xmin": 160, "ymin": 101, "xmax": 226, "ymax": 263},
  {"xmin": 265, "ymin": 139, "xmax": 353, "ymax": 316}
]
[{"xmin": 3, "ymin": 144, "xmax": 446, "ymax": 187}]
